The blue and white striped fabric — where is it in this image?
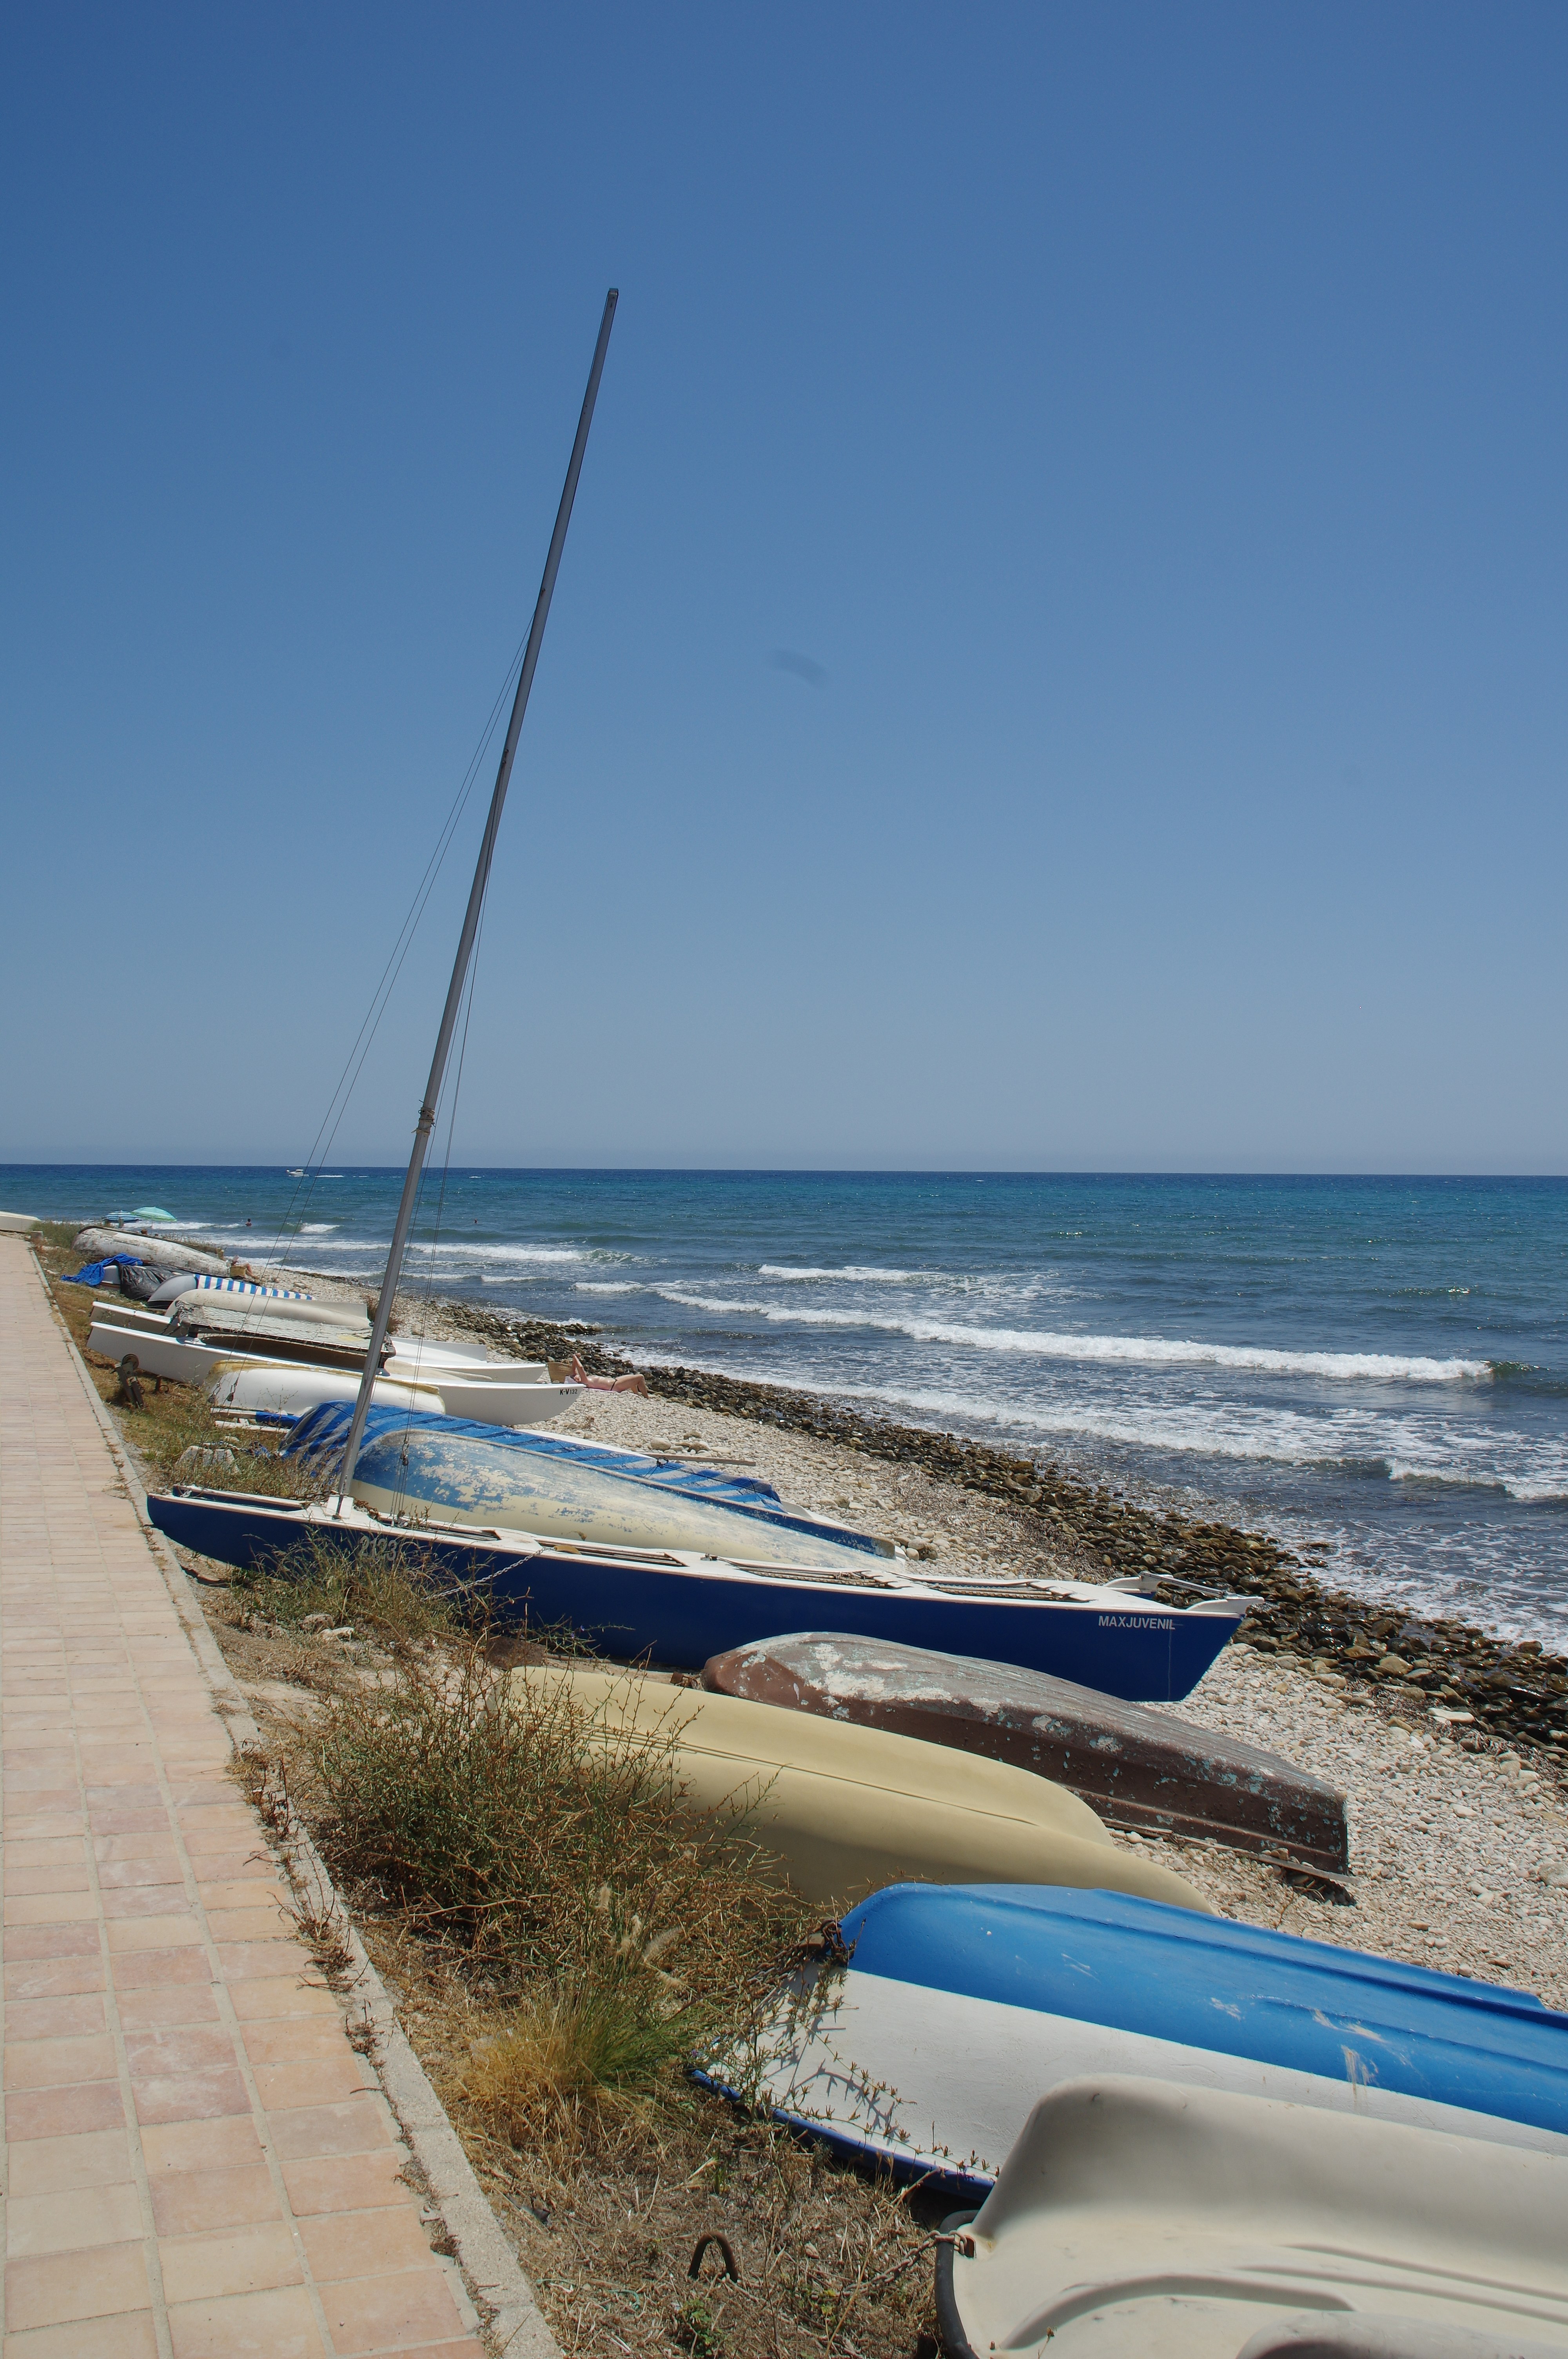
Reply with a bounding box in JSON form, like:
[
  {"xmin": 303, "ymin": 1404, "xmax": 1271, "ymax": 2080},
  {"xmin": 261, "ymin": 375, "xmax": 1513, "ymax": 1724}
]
[{"xmin": 188, "ymin": 1276, "xmax": 310, "ymax": 1300}]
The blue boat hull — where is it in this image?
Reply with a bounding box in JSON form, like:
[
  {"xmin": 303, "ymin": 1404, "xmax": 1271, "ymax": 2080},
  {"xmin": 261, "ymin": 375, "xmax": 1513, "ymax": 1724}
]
[
  {"xmin": 707, "ymin": 1883, "xmax": 1568, "ymax": 2188},
  {"xmin": 146, "ymin": 1490, "xmax": 1239, "ymax": 1700}
]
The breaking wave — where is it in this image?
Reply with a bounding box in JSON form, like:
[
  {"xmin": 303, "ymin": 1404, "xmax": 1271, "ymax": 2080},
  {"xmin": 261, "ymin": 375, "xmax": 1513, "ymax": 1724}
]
[{"xmin": 650, "ymin": 1291, "xmax": 1490, "ymax": 1383}]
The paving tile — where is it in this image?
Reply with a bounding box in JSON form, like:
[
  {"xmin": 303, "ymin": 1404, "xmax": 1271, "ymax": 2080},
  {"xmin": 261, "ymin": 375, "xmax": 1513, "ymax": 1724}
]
[
  {"xmin": 241, "ymin": 2017, "xmax": 363, "ymax": 2066},
  {"xmin": 2, "ymin": 1891, "xmax": 100, "ymax": 1927},
  {"xmin": 298, "ymin": 2202, "xmax": 436, "ymax": 2283},
  {"xmin": 122, "ymin": 2022, "xmax": 236, "ymax": 2078},
  {"xmin": 254, "ymin": 2054, "xmax": 374, "ymax": 2110},
  {"xmin": 281, "ymin": 2148, "xmax": 409, "ymax": 2216},
  {"xmin": 3, "ymin": 1921, "xmax": 100, "ymax": 1963},
  {"xmin": 7, "ymin": 2126, "xmax": 134, "ymax": 2195},
  {"xmin": 316, "ymin": 2264, "xmax": 467, "ymax": 2353},
  {"xmin": 4, "ymin": 1954, "xmax": 106, "ymax": 2001},
  {"xmin": 6, "ymin": 2079, "xmax": 127, "ymax": 2141},
  {"xmin": 226, "ymin": 1972, "xmax": 340, "ymax": 2021},
  {"xmin": 115, "ymin": 1980, "xmax": 222, "ymax": 2031},
  {"xmin": 265, "ymin": 2096, "xmax": 398, "ymax": 2161},
  {"xmin": 5, "ymin": 2179, "xmax": 143, "ymax": 2256},
  {"xmin": 4, "ymin": 2239, "xmax": 151, "ymax": 2330},
  {"xmin": 1, "ymin": 2311, "xmax": 160, "ymax": 2358},
  {"xmin": 4, "ymin": 2031, "xmax": 118, "ymax": 2089},
  {"xmin": 150, "ymin": 2161, "xmax": 285, "ymax": 2237},
  {"xmin": 166, "ymin": 2284, "xmax": 327, "ymax": 2359},
  {"xmin": 105, "ymin": 1911, "xmax": 205, "ymax": 1953},
  {"xmin": 131, "ymin": 2065, "xmax": 251, "ymax": 2125},
  {"xmin": 96, "ymin": 1854, "xmax": 183, "ymax": 1889},
  {"xmin": 140, "ymin": 2115, "xmax": 267, "ymax": 2176},
  {"xmin": 4, "ymin": 1865, "xmax": 93, "ymax": 1897},
  {"xmin": 111, "ymin": 1943, "xmax": 213, "ymax": 1990},
  {"xmin": 159, "ymin": 2219, "xmax": 303, "ymax": 2304},
  {"xmin": 4, "ymin": 1990, "xmax": 107, "ymax": 2041}
]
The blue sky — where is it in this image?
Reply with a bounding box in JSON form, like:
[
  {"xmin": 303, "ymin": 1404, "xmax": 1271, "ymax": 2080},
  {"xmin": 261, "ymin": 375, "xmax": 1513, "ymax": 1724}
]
[{"xmin": 3, "ymin": 4, "xmax": 1564, "ymax": 1172}]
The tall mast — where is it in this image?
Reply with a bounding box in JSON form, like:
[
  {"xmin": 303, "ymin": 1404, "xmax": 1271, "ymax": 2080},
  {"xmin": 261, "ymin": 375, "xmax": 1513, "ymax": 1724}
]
[{"xmin": 336, "ymin": 289, "xmax": 618, "ymax": 1504}]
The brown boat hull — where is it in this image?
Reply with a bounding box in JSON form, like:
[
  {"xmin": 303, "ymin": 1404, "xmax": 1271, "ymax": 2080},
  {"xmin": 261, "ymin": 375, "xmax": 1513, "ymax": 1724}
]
[{"xmin": 701, "ymin": 1631, "xmax": 1348, "ymax": 1874}]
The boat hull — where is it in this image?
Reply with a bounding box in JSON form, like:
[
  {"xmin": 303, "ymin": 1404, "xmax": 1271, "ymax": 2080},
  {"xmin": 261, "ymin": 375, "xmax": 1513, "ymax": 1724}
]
[
  {"xmin": 347, "ymin": 1421, "xmax": 893, "ymax": 1570},
  {"xmin": 938, "ymin": 2076, "xmax": 1568, "ymax": 2359},
  {"xmin": 143, "ymin": 1489, "xmax": 1243, "ymax": 1696},
  {"xmin": 701, "ymin": 1633, "xmax": 1348, "ymax": 1872},
  {"xmin": 88, "ymin": 1318, "xmax": 579, "ymax": 1428},
  {"xmin": 516, "ymin": 1667, "xmax": 1207, "ymax": 1915},
  {"xmin": 715, "ymin": 1883, "xmax": 1568, "ymax": 2188}
]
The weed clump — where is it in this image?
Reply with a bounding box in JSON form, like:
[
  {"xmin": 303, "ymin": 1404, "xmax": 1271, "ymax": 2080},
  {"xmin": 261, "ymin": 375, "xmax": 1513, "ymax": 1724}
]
[
  {"xmin": 297, "ymin": 1647, "xmax": 808, "ymax": 2141},
  {"xmin": 230, "ymin": 1530, "xmax": 468, "ymax": 1647}
]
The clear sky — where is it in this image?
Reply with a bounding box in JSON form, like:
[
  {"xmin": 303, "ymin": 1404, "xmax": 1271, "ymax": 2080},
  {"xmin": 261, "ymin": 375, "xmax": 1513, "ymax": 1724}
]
[{"xmin": 3, "ymin": 4, "xmax": 1564, "ymax": 1173}]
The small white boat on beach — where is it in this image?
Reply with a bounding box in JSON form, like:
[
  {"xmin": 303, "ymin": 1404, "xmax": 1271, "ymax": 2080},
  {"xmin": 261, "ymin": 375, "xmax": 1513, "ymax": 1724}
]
[
  {"xmin": 936, "ymin": 2076, "xmax": 1568, "ymax": 2359},
  {"xmin": 0, "ymin": 1211, "xmax": 39, "ymax": 1234},
  {"xmin": 86, "ymin": 1307, "xmax": 581, "ymax": 1427}
]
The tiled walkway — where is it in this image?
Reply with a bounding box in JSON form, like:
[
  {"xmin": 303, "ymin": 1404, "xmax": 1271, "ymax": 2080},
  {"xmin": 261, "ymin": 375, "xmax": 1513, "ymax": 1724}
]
[{"xmin": 0, "ymin": 1239, "xmax": 486, "ymax": 2357}]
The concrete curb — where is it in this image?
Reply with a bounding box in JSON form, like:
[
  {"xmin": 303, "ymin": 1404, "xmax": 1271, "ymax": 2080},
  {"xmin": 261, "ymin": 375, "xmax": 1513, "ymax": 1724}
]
[{"xmin": 44, "ymin": 1263, "xmax": 559, "ymax": 2359}]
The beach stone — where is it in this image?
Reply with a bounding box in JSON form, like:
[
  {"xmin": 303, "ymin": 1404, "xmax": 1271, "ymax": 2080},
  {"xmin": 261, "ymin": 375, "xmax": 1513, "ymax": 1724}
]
[{"xmin": 1374, "ymin": 1655, "xmax": 1411, "ymax": 1677}]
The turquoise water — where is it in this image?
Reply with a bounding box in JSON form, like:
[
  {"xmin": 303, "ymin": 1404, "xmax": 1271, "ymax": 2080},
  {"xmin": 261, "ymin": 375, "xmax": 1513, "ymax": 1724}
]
[{"xmin": 11, "ymin": 1165, "xmax": 1566, "ymax": 1645}]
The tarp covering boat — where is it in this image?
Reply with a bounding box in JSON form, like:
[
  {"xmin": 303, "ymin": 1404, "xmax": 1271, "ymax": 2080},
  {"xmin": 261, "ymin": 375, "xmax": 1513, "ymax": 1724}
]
[
  {"xmin": 718, "ymin": 1883, "xmax": 1568, "ymax": 2186},
  {"xmin": 285, "ymin": 1401, "xmax": 896, "ymax": 1568},
  {"xmin": 284, "ymin": 1400, "xmax": 789, "ymax": 1514},
  {"xmin": 701, "ymin": 1632, "xmax": 1348, "ymax": 1872},
  {"xmin": 512, "ymin": 1666, "xmax": 1209, "ymax": 1914},
  {"xmin": 64, "ymin": 1254, "xmax": 148, "ymax": 1287},
  {"xmin": 936, "ymin": 2076, "xmax": 1568, "ymax": 2359}
]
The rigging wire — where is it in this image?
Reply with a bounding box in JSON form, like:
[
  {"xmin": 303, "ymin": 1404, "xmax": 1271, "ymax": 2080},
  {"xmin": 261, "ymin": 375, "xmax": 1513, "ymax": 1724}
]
[
  {"xmin": 379, "ymin": 883, "xmax": 490, "ymax": 1521},
  {"xmin": 244, "ymin": 624, "xmax": 530, "ymax": 1292}
]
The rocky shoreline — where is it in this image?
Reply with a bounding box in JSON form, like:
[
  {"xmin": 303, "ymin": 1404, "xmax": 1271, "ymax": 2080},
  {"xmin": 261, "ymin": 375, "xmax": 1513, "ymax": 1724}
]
[{"xmin": 415, "ymin": 1298, "xmax": 1568, "ymax": 1772}]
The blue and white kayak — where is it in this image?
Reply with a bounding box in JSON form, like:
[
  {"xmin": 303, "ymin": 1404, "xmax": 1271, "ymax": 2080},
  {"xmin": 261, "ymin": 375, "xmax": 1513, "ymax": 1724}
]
[
  {"xmin": 707, "ymin": 1883, "xmax": 1568, "ymax": 2189},
  {"xmin": 143, "ymin": 1487, "xmax": 1246, "ymax": 1696}
]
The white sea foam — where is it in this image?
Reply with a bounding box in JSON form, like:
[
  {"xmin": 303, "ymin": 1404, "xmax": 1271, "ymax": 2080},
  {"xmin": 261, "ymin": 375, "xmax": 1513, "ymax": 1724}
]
[
  {"xmin": 575, "ymin": 1281, "xmax": 642, "ymax": 1295},
  {"xmin": 758, "ymin": 1263, "xmax": 921, "ymax": 1283},
  {"xmin": 299, "ymin": 1223, "xmax": 338, "ymax": 1234},
  {"xmin": 650, "ymin": 1291, "xmax": 1488, "ymax": 1383}
]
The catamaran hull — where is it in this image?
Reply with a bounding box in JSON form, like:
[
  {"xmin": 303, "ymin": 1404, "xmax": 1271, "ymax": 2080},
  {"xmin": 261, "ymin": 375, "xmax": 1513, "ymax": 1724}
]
[{"xmin": 144, "ymin": 1489, "xmax": 1242, "ymax": 1697}]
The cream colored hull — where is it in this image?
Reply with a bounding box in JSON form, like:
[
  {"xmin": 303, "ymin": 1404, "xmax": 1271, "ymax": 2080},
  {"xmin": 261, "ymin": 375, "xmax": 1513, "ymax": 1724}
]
[{"xmin": 510, "ymin": 1666, "xmax": 1208, "ymax": 1915}]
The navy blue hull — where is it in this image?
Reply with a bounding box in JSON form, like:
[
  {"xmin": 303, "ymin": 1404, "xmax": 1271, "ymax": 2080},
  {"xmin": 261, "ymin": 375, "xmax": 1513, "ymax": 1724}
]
[{"xmin": 147, "ymin": 1490, "xmax": 1238, "ymax": 1701}]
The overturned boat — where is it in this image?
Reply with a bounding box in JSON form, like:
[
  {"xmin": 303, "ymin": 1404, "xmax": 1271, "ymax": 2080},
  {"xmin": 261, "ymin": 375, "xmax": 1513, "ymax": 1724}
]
[
  {"xmin": 512, "ymin": 1665, "xmax": 1208, "ymax": 1913},
  {"xmin": 710, "ymin": 1882, "xmax": 1568, "ymax": 2188},
  {"xmin": 700, "ymin": 1632, "xmax": 1347, "ymax": 1873},
  {"xmin": 936, "ymin": 2076, "xmax": 1568, "ymax": 2359}
]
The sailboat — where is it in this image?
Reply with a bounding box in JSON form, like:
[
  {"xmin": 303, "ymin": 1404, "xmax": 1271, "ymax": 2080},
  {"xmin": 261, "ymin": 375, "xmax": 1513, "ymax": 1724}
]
[{"xmin": 142, "ymin": 291, "xmax": 1252, "ymax": 1699}]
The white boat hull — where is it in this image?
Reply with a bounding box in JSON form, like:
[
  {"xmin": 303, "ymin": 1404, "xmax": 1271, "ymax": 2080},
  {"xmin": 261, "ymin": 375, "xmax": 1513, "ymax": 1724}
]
[
  {"xmin": 207, "ymin": 1360, "xmax": 448, "ymax": 1419},
  {"xmin": 941, "ymin": 2075, "xmax": 1568, "ymax": 2359},
  {"xmin": 736, "ymin": 1968, "xmax": 1568, "ymax": 2185},
  {"xmin": 89, "ymin": 1316, "xmax": 580, "ymax": 1428}
]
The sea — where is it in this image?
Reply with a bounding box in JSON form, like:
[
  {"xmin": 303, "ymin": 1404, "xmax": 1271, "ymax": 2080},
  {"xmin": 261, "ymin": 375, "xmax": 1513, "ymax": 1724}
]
[{"xmin": 10, "ymin": 1165, "xmax": 1566, "ymax": 1650}]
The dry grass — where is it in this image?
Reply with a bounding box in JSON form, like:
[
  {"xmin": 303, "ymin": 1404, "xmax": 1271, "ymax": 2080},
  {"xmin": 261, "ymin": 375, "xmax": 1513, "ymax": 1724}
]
[
  {"xmin": 358, "ymin": 1917, "xmax": 942, "ymax": 2359},
  {"xmin": 229, "ymin": 1528, "xmax": 470, "ymax": 1647}
]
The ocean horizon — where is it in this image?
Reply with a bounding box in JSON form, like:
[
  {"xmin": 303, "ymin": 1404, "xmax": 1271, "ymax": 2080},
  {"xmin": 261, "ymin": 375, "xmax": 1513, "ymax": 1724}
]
[{"xmin": 9, "ymin": 1163, "xmax": 1566, "ymax": 1648}]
